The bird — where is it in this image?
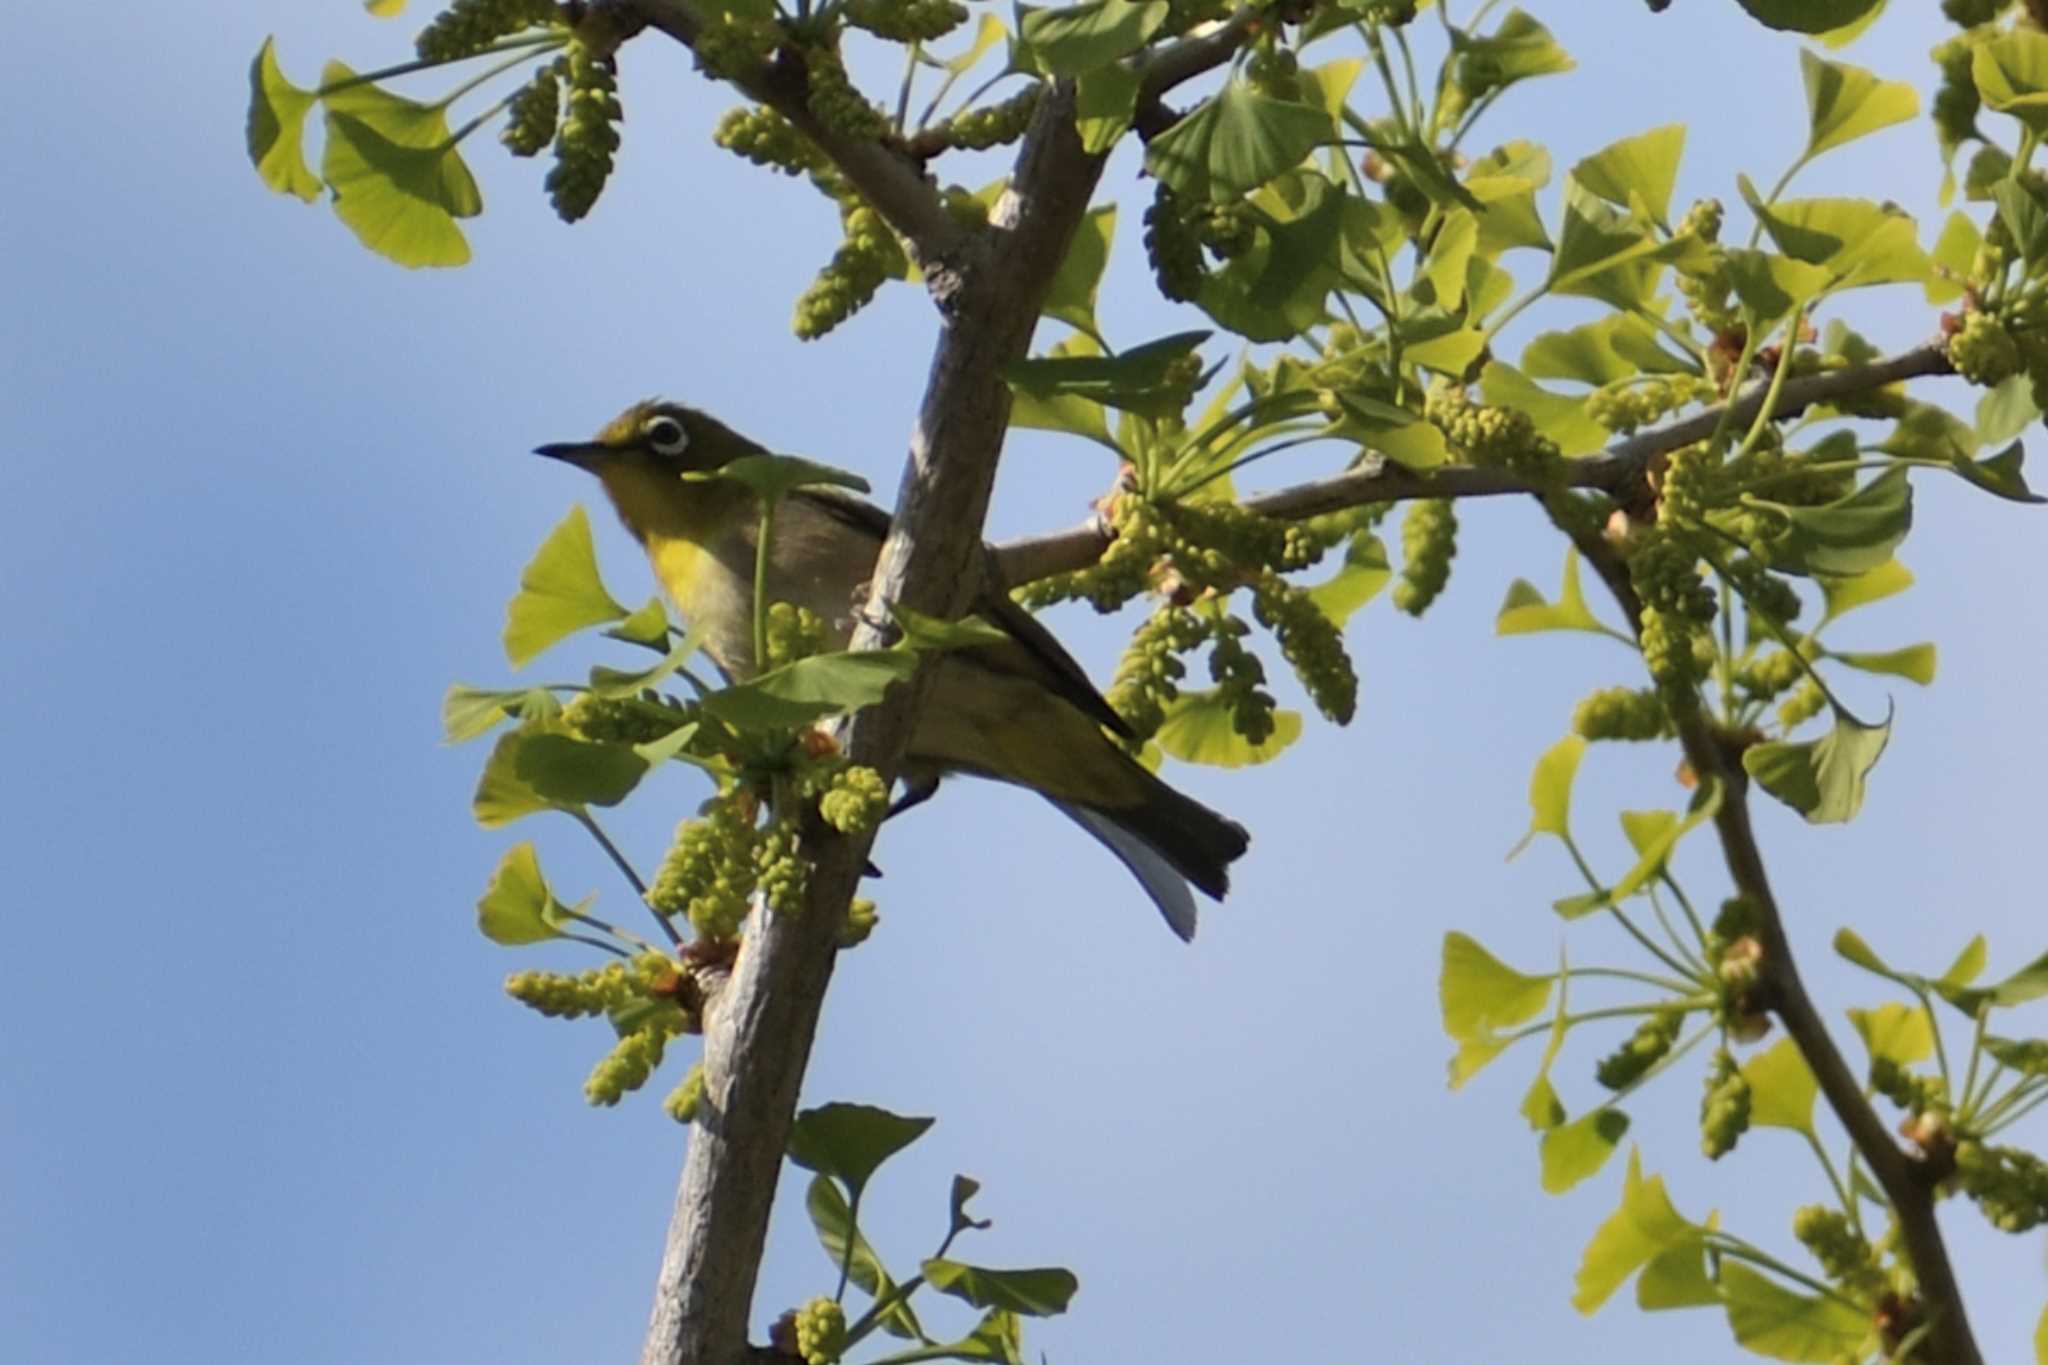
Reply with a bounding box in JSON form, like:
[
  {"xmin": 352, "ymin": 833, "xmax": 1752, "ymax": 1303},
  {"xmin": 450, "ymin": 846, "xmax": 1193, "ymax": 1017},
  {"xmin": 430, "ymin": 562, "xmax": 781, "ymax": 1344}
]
[{"xmin": 534, "ymin": 399, "xmax": 1250, "ymax": 941}]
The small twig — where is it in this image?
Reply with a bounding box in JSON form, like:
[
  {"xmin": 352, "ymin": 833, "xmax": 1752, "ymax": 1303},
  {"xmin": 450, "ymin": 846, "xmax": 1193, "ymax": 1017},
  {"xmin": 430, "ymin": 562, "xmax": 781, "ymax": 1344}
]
[
  {"xmin": 992, "ymin": 340, "xmax": 1955, "ymax": 586},
  {"xmin": 610, "ymin": 0, "xmax": 970, "ymax": 266},
  {"xmin": 1556, "ymin": 517, "xmax": 1984, "ymax": 1365}
]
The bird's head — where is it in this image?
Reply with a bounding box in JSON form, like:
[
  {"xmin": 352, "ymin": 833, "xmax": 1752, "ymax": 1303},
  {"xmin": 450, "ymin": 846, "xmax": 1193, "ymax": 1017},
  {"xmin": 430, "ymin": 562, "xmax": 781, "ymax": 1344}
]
[{"xmin": 535, "ymin": 400, "xmax": 767, "ymax": 541}]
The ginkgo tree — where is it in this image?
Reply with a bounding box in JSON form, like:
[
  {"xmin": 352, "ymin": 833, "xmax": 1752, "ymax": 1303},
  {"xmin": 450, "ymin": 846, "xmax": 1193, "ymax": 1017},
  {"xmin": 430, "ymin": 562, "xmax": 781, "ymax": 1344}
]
[{"xmin": 250, "ymin": 0, "xmax": 2048, "ymax": 1362}]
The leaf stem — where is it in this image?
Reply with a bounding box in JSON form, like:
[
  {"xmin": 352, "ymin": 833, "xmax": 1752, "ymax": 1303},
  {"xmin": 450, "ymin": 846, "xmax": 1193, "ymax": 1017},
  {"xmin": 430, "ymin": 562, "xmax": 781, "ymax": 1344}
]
[
  {"xmin": 312, "ymin": 33, "xmax": 562, "ymax": 97},
  {"xmin": 1705, "ymin": 1236, "xmax": 1860, "ymax": 1308},
  {"xmin": 436, "ymin": 45, "xmax": 559, "ymax": 112},
  {"xmin": 571, "ymin": 809, "xmax": 681, "ymax": 947}
]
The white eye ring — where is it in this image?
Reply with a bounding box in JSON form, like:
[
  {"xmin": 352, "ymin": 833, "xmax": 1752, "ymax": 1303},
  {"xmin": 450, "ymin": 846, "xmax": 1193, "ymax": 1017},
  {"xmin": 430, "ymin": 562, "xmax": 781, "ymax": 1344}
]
[{"xmin": 645, "ymin": 415, "xmax": 689, "ymax": 456}]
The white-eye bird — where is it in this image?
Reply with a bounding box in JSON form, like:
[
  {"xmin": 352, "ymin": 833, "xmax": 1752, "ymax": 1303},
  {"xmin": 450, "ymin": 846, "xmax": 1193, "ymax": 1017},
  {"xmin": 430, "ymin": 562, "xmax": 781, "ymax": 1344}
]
[{"xmin": 536, "ymin": 400, "xmax": 1249, "ymax": 940}]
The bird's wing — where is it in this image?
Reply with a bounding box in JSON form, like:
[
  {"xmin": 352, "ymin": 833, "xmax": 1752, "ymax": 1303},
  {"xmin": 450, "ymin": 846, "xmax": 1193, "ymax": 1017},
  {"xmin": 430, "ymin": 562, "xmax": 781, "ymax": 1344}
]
[{"xmin": 789, "ymin": 488, "xmax": 1134, "ymax": 740}]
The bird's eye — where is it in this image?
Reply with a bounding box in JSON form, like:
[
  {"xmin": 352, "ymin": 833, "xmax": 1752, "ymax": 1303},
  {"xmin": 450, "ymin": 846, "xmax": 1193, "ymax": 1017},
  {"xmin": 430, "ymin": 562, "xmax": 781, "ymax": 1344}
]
[{"xmin": 644, "ymin": 415, "xmax": 690, "ymax": 457}]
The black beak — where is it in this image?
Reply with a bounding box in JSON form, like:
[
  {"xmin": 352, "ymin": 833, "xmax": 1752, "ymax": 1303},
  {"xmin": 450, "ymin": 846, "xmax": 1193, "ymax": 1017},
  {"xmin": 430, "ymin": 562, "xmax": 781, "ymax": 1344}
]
[{"xmin": 533, "ymin": 441, "xmax": 606, "ymax": 470}]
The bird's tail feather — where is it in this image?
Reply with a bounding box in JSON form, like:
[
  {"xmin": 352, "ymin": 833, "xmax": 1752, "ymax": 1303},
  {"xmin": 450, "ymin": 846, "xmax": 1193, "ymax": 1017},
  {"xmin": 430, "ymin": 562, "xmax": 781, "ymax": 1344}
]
[{"xmin": 1049, "ymin": 772, "xmax": 1250, "ymax": 941}]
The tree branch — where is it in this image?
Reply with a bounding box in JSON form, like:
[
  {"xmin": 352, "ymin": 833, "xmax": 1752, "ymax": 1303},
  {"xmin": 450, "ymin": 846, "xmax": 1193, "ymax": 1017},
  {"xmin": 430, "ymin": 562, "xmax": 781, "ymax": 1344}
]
[
  {"xmin": 992, "ymin": 340, "xmax": 1953, "ymax": 586},
  {"xmin": 613, "ymin": 0, "xmax": 970, "ymax": 265},
  {"xmin": 637, "ymin": 82, "xmax": 1108, "ymax": 1365},
  {"xmin": 1559, "ymin": 522, "xmax": 1983, "ymax": 1365}
]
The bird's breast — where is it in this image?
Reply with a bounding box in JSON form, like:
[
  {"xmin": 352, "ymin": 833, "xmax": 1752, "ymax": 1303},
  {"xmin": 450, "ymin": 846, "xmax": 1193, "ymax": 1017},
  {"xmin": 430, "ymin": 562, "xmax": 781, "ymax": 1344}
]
[{"xmin": 644, "ymin": 525, "xmax": 863, "ymax": 680}]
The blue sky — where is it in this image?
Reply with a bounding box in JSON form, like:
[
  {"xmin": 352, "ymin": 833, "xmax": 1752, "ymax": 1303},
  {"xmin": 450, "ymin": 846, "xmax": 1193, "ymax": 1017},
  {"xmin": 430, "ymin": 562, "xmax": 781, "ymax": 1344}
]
[{"xmin": 6, "ymin": 3, "xmax": 2046, "ymax": 1362}]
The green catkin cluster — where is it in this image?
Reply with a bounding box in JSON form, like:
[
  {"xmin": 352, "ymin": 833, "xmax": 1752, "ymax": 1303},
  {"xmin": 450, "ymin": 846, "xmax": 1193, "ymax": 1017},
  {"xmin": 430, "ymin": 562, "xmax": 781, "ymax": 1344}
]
[
  {"xmin": 943, "ymin": 86, "xmax": 1042, "ymax": 150},
  {"xmin": 1572, "ymin": 686, "xmax": 1672, "ymax": 741},
  {"xmin": 1954, "ymin": 1142, "xmax": 2048, "ymax": 1232},
  {"xmin": 1252, "ymin": 572, "xmax": 1356, "ymax": 724},
  {"xmin": 415, "ymin": 0, "xmax": 557, "ymax": 61},
  {"xmin": 692, "ymin": 12, "xmax": 784, "ymax": 79},
  {"xmin": 1595, "ymin": 1009, "xmax": 1683, "ymax": 1090},
  {"xmin": 1628, "ymin": 528, "xmax": 1716, "ymax": 696},
  {"xmin": 802, "ymin": 41, "xmax": 891, "ymax": 141},
  {"xmin": 1107, "ymin": 605, "xmax": 1207, "ymax": 740},
  {"xmin": 664, "ymin": 1062, "xmax": 706, "ymax": 1124},
  {"xmin": 1392, "ymin": 499, "xmax": 1457, "ymax": 616},
  {"xmin": 1777, "ymin": 678, "xmax": 1827, "ymax": 731},
  {"xmin": 1622, "ymin": 527, "xmax": 1720, "ymax": 626},
  {"xmin": 1188, "ymin": 199, "xmax": 1258, "ymax": 259},
  {"xmin": 1206, "ymin": 614, "xmax": 1279, "ymax": 744},
  {"xmin": 1024, "ymin": 496, "xmax": 1172, "ymax": 612},
  {"xmin": 506, "ymin": 961, "xmax": 643, "ymax": 1018},
  {"xmin": 1942, "ymin": 0, "xmax": 2006, "ymax": 23},
  {"xmin": 794, "ymin": 1297, "xmax": 848, "ymax": 1365},
  {"xmin": 1655, "ymin": 442, "xmax": 1719, "ymax": 526},
  {"xmin": 1948, "ymin": 310, "xmax": 2022, "ymax": 387},
  {"xmin": 763, "ymin": 602, "xmax": 833, "ymax": 668},
  {"xmin": 585, "ymin": 1024, "xmax": 672, "ymax": 1105},
  {"xmin": 562, "ymin": 692, "xmax": 694, "ymax": 746},
  {"xmin": 1700, "ymin": 1048, "xmax": 1751, "ymax": 1159},
  {"xmin": 1357, "ymin": 0, "xmax": 1419, "ymax": 23},
  {"xmin": 1161, "ymin": 499, "xmax": 1299, "ymax": 574},
  {"xmin": 1719, "ymin": 439, "xmax": 1852, "ymax": 517},
  {"xmin": 794, "ymin": 202, "xmax": 895, "ymax": 339},
  {"xmin": 839, "ymin": 896, "xmax": 879, "ymax": 947},
  {"xmin": 648, "ymin": 791, "xmax": 761, "ymax": 939},
  {"xmin": 547, "ymin": 42, "xmax": 622, "ymax": 223},
  {"xmin": 1792, "ymin": 1206, "xmax": 1887, "ymax": 1301},
  {"xmin": 1932, "ymin": 36, "xmax": 1982, "ymax": 155},
  {"xmin": 1245, "ymin": 46, "xmax": 1300, "ymax": 97},
  {"xmin": 754, "ymin": 816, "xmax": 808, "ymax": 914},
  {"xmin": 713, "ymin": 105, "xmax": 825, "ymax": 176},
  {"xmin": 1737, "ymin": 648, "xmax": 1806, "ymax": 702},
  {"xmin": 501, "ymin": 59, "xmax": 562, "ymax": 156},
  {"xmin": 1724, "ymin": 554, "xmax": 1802, "ymax": 627},
  {"xmin": 819, "ymin": 765, "xmax": 888, "ymax": 834},
  {"xmin": 1869, "ymin": 1057, "xmax": 1949, "ymax": 1118},
  {"xmin": 844, "ymin": 0, "xmax": 969, "ymax": 42},
  {"xmin": 1585, "ymin": 375, "xmax": 1711, "ymax": 435},
  {"xmin": 1673, "ymin": 198, "xmax": 1738, "ymax": 336},
  {"xmin": 1144, "ymin": 182, "xmax": 1209, "ymax": 303},
  {"xmin": 1423, "ymin": 382, "xmax": 1560, "ymax": 479}
]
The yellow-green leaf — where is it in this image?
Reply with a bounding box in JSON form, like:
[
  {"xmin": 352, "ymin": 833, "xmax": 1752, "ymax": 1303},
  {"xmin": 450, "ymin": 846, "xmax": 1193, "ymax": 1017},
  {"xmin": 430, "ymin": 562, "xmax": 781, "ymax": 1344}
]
[
  {"xmin": 1449, "ymin": 1033, "xmax": 1511, "ymax": 1089},
  {"xmin": 1747, "ymin": 195, "xmax": 1928, "ymax": 292},
  {"xmin": 1744, "ymin": 704, "xmax": 1892, "ymax": 825},
  {"xmin": 1304, "ymin": 531, "xmax": 1389, "ymax": 624},
  {"xmin": 1941, "ymin": 935, "xmax": 1988, "ymax": 989},
  {"xmin": 1974, "ymin": 30, "xmax": 2048, "ymax": 135},
  {"xmin": 1573, "ymin": 1148, "xmax": 1703, "ymax": 1314},
  {"xmin": 1555, "ymin": 786, "xmax": 1722, "ymax": 919},
  {"xmin": 1154, "ymin": 689, "xmax": 1301, "ymax": 767},
  {"xmin": 247, "ymin": 38, "xmax": 322, "ymax": 202},
  {"xmin": 1801, "ymin": 48, "xmax": 1918, "ymax": 160},
  {"xmin": 1741, "ymin": 1037, "xmax": 1817, "ymax": 1134},
  {"xmin": 503, "ymin": 506, "xmax": 629, "ymax": 667},
  {"xmin": 1829, "ymin": 642, "xmax": 1935, "ymax": 686},
  {"xmin": 1636, "ymin": 1240, "xmax": 1718, "ymax": 1311},
  {"xmin": 1818, "ymin": 558, "xmax": 1912, "ymax": 625},
  {"xmin": 1511, "ymin": 734, "xmax": 1585, "ymax": 856},
  {"xmin": 1541, "ymin": 1109, "xmax": 1629, "ymax": 1194},
  {"xmin": 475, "ymin": 841, "xmax": 563, "ymax": 945},
  {"xmin": 1571, "ymin": 124, "xmax": 1685, "ymax": 229},
  {"xmin": 320, "ymin": 63, "xmax": 483, "ymax": 267},
  {"xmin": 1847, "ymin": 1002, "xmax": 1933, "ymax": 1067},
  {"xmin": 941, "ymin": 12, "xmax": 1006, "ymax": 74},
  {"xmin": 1440, "ymin": 931, "xmax": 1553, "ymax": 1041},
  {"xmin": 1719, "ymin": 1261, "xmax": 1868, "ymax": 1362},
  {"xmin": 1044, "ymin": 205, "xmax": 1116, "ymax": 330},
  {"xmin": 1497, "ymin": 546, "xmax": 1608, "ymax": 635}
]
